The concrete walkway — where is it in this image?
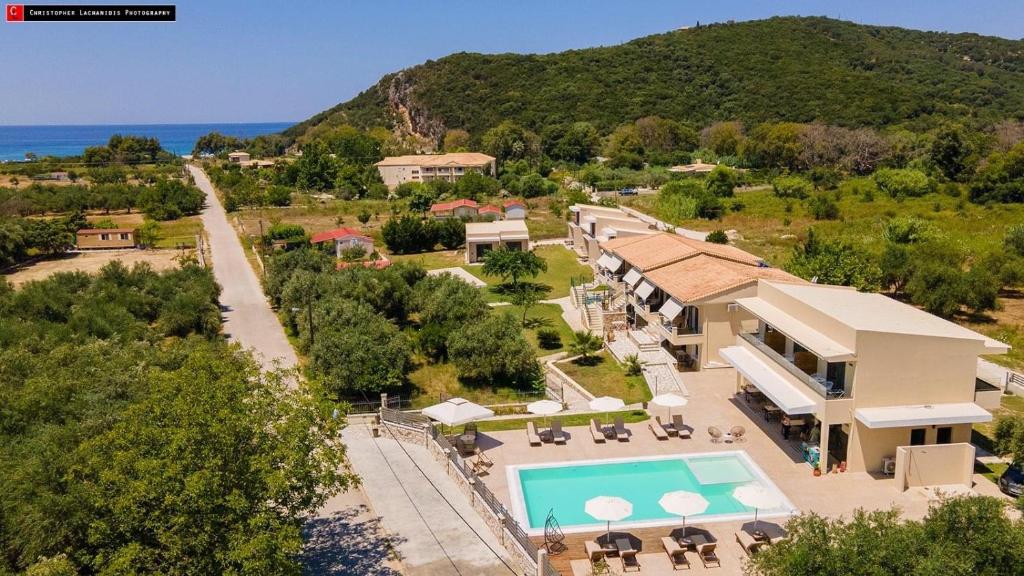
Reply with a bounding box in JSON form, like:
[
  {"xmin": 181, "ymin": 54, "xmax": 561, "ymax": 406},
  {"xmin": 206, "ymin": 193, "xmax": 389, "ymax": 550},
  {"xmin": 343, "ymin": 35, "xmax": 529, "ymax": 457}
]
[
  {"xmin": 427, "ymin": 266, "xmax": 486, "ymax": 288},
  {"xmin": 342, "ymin": 423, "xmax": 516, "ymax": 576},
  {"xmin": 542, "ymin": 296, "xmax": 584, "ymax": 331},
  {"xmin": 188, "ymin": 164, "xmax": 299, "ymax": 373}
]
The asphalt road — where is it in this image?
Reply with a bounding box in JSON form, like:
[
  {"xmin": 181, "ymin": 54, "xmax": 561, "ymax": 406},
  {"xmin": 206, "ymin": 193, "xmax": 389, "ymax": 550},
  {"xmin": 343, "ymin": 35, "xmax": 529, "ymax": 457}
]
[{"xmin": 188, "ymin": 164, "xmax": 299, "ymax": 373}]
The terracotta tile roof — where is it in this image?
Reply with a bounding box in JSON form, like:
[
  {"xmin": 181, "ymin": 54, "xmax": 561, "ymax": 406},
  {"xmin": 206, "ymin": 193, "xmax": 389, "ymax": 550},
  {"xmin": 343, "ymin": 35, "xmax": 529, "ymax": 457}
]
[
  {"xmin": 376, "ymin": 153, "xmax": 495, "ymax": 167},
  {"xmin": 479, "ymin": 204, "xmax": 501, "ymax": 214},
  {"xmin": 503, "ymin": 199, "xmax": 526, "ymax": 209},
  {"xmin": 310, "ymin": 227, "xmax": 372, "ymax": 244},
  {"xmin": 430, "ymin": 199, "xmax": 479, "ymax": 212},
  {"xmin": 601, "ymin": 232, "xmax": 763, "ymax": 271},
  {"xmin": 645, "ymin": 255, "xmax": 805, "ymax": 303},
  {"xmin": 77, "ymin": 228, "xmax": 135, "ymax": 235}
]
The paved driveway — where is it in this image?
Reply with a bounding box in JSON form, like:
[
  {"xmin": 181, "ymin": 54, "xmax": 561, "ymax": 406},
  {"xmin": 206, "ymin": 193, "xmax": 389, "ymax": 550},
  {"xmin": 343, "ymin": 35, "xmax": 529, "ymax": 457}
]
[{"xmin": 188, "ymin": 165, "xmax": 299, "ymax": 373}]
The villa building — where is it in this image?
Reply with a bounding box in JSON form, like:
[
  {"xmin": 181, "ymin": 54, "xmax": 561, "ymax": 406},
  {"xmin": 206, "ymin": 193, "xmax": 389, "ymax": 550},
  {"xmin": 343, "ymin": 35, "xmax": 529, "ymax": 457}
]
[
  {"xmin": 227, "ymin": 151, "xmax": 250, "ymax": 164},
  {"xmin": 429, "ymin": 199, "xmax": 479, "ymax": 219},
  {"xmin": 310, "ymin": 227, "xmax": 375, "ymax": 259},
  {"xmin": 465, "ymin": 220, "xmax": 530, "ymax": 264},
  {"xmin": 595, "ymin": 232, "xmax": 803, "ymax": 370},
  {"xmin": 503, "ymin": 199, "xmax": 527, "ymax": 220},
  {"xmin": 76, "ymin": 228, "xmax": 138, "ymax": 249},
  {"xmin": 720, "ymin": 280, "xmax": 1006, "ymax": 474},
  {"xmin": 568, "ymin": 204, "xmax": 656, "ymax": 263},
  {"xmin": 375, "ymin": 152, "xmax": 496, "ymax": 190}
]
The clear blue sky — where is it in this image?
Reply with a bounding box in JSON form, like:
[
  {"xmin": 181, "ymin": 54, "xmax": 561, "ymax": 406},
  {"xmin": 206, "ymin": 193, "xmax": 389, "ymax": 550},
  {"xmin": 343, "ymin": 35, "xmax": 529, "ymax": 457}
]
[{"xmin": 1, "ymin": 0, "xmax": 1022, "ymax": 126}]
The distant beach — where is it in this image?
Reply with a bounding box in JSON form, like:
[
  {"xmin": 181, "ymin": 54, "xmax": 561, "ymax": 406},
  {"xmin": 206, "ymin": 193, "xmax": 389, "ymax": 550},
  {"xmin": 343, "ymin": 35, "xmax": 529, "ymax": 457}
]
[{"xmin": 0, "ymin": 122, "xmax": 294, "ymax": 161}]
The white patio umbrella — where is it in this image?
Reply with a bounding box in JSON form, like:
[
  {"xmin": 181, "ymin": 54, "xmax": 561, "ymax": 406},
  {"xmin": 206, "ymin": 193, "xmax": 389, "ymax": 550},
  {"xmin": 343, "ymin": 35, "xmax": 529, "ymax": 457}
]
[
  {"xmin": 651, "ymin": 393, "xmax": 688, "ymax": 418},
  {"xmin": 585, "ymin": 496, "xmax": 633, "ymax": 544},
  {"xmin": 732, "ymin": 484, "xmax": 783, "ymax": 531},
  {"xmin": 658, "ymin": 490, "xmax": 709, "ymax": 534},
  {"xmin": 526, "ymin": 399, "xmax": 563, "ymax": 427},
  {"xmin": 589, "ymin": 396, "xmax": 625, "ymax": 424},
  {"xmin": 421, "ymin": 397, "xmax": 494, "ymax": 434}
]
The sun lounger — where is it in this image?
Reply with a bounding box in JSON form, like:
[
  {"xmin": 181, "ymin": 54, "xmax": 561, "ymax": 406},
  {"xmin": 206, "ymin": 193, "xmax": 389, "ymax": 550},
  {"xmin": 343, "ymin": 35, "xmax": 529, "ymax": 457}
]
[
  {"xmin": 649, "ymin": 419, "xmax": 669, "ymax": 440},
  {"xmin": 661, "ymin": 536, "xmax": 690, "ymax": 570},
  {"xmin": 614, "ymin": 417, "xmax": 629, "ymax": 441},
  {"xmin": 672, "ymin": 414, "xmax": 691, "ymax": 439},
  {"xmin": 620, "ymin": 548, "xmax": 641, "ymax": 572},
  {"xmin": 585, "ymin": 540, "xmax": 608, "ymax": 566},
  {"xmin": 698, "ymin": 542, "xmax": 721, "ymax": 568},
  {"xmin": 657, "ymin": 416, "xmax": 679, "ymax": 437},
  {"xmin": 549, "ymin": 419, "xmax": 567, "ymax": 444},
  {"xmin": 736, "ymin": 530, "xmax": 765, "ymax": 556},
  {"xmin": 470, "ymin": 450, "xmax": 494, "ymax": 475},
  {"xmin": 590, "ymin": 419, "xmax": 606, "ymax": 443},
  {"xmin": 527, "ymin": 421, "xmax": 542, "ymax": 446}
]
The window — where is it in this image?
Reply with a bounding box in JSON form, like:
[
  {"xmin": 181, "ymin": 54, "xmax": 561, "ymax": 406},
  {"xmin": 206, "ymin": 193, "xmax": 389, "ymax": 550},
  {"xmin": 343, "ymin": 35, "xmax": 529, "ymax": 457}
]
[
  {"xmin": 936, "ymin": 427, "xmax": 953, "ymax": 444},
  {"xmin": 100, "ymin": 234, "xmax": 109, "ymax": 241},
  {"xmin": 119, "ymin": 233, "xmax": 129, "ymax": 240},
  {"xmin": 910, "ymin": 428, "xmax": 926, "ymax": 446}
]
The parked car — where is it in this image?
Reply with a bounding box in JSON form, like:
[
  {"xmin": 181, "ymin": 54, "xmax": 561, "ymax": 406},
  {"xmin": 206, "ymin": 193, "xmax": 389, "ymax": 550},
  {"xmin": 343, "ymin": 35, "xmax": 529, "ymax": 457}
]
[
  {"xmin": 620, "ymin": 187, "xmax": 637, "ymax": 196},
  {"xmin": 998, "ymin": 463, "xmax": 1024, "ymax": 497}
]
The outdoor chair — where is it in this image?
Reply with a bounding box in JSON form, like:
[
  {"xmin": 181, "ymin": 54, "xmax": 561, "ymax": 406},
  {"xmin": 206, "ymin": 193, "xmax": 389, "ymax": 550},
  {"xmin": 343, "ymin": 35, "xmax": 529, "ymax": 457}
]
[
  {"xmin": 470, "ymin": 450, "xmax": 494, "ymax": 476},
  {"xmin": 527, "ymin": 421, "xmax": 542, "ymax": 446},
  {"xmin": 657, "ymin": 415, "xmax": 678, "ymax": 436},
  {"xmin": 672, "ymin": 414, "xmax": 691, "ymax": 439},
  {"xmin": 661, "ymin": 536, "xmax": 690, "ymax": 570},
  {"xmin": 708, "ymin": 426, "xmax": 724, "ymax": 443},
  {"xmin": 613, "ymin": 417, "xmax": 630, "ymax": 441},
  {"xmin": 585, "ymin": 540, "xmax": 608, "ymax": 566},
  {"xmin": 590, "ymin": 419, "xmax": 607, "ymax": 443},
  {"xmin": 730, "ymin": 425, "xmax": 747, "ymax": 442},
  {"xmin": 698, "ymin": 542, "xmax": 721, "ymax": 568},
  {"xmin": 620, "ymin": 548, "xmax": 641, "ymax": 572},
  {"xmin": 736, "ymin": 530, "xmax": 764, "ymax": 557},
  {"xmin": 549, "ymin": 419, "xmax": 567, "ymax": 444},
  {"xmin": 649, "ymin": 419, "xmax": 669, "ymax": 440}
]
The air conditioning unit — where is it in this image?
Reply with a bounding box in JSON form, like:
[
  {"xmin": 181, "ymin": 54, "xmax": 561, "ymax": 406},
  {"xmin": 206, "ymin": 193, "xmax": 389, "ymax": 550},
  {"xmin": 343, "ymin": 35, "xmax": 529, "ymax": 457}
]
[
  {"xmin": 727, "ymin": 304, "xmax": 739, "ymax": 312},
  {"xmin": 882, "ymin": 457, "xmax": 897, "ymax": 475}
]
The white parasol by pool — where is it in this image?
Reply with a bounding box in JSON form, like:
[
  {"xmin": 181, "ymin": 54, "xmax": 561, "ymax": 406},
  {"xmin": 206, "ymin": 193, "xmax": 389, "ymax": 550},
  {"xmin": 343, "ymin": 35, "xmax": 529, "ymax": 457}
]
[
  {"xmin": 421, "ymin": 397, "xmax": 494, "ymax": 430},
  {"xmin": 585, "ymin": 495, "xmax": 633, "ymax": 544},
  {"xmin": 588, "ymin": 396, "xmax": 626, "ymax": 425},
  {"xmin": 658, "ymin": 490, "xmax": 709, "ymax": 534},
  {"xmin": 732, "ymin": 484, "xmax": 782, "ymax": 530},
  {"xmin": 651, "ymin": 393, "xmax": 688, "ymax": 418},
  {"xmin": 527, "ymin": 399, "xmax": 563, "ymax": 427}
]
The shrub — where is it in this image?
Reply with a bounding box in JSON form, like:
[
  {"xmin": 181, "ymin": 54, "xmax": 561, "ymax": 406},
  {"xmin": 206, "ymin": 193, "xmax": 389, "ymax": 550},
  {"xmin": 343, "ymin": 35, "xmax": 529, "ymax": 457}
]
[
  {"xmin": 536, "ymin": 328, "xmax": 562, "ymax": 350},
  {"xmin": 704, "ymin": 165, "xmax": 737, "ymax": 197},
  {"xmin": 873, "ymin": 168, "xmax": 933, "ymax": 198},
  {"xmin": 772, "ymin": 175, "xmax": 813, "ymax": 199},
  {"xmin": 883, "ymin": 217, "xmax": 937, "ymax": 244},
  {"xmin": 1005, "ymin": 224, "xmax": 1024, "ymax": 257},
  {"xmin": 807, "ymin": 193, "xmax": 840, "ymax": 220},
  {"xmin": 705, "ymin": 230, "xmax": 729, "ymax": 244}
]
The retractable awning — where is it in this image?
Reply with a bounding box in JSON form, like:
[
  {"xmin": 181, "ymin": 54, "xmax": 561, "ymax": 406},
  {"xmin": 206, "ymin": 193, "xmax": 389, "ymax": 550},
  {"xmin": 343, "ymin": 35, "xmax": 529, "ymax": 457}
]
[
  {"xmin": 720, "ymin": 346, "xmax": 817, "ymax": 415},
  {"xmin": 855, "ymin": 403, "xmax": 991, "ymax": 429},
  {"xmin": 658, "ymin": 298, "xmax": 684, "ymax": 321},
  {"xmin": 635, "ymin": 280, "xmax": 657, "ymax": 301},
  {"xmin": 622, "ymin": 268, "xmax": 643, "ymax": 287},
  {"xmin": 596, "ymin": 253, "xmax": 624, "ymax": 273}
]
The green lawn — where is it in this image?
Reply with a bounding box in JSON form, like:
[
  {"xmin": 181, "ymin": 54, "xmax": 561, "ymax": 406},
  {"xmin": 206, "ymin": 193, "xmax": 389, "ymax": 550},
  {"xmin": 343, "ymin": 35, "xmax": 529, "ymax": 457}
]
[
  {"xmin": 389, "ymin": 250, "xmax": 466, "ymax": 270},
  {"xmin": 556, "ymin": 352, "xmax": 652, "ymax": 404},
  {"xmin": 974, "ymin": 394, "xmax": 1024, "ymax": 453},
  {"xmin": 448, "ymin": 409, "xmax": 649, "ymax": 434},
  {"xmin": 497, "ymin": 303, "xmax": 576, "ymax": 354},
  {"xmin": 977, "ymin": 461, "xmax": 1009, "ymax": 484},
  {"xmin": 406, "ymin": 359, "xmax": 543, "ymax": 409},
  {"xmin": 156, "ymin": 216, "xmax": 202, "ymax": 249},
  {"xmin": 466, "ymin": 244, "xmax": 593, "ymax": 300}
]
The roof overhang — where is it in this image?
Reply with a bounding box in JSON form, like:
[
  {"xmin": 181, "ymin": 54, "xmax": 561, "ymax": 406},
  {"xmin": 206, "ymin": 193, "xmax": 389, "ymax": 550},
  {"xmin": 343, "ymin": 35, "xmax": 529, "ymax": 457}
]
[
  {"xmin": 854, "ymin": 403, "xmax": 992, "ymax": 429},
  {"xmin": 720, "ymin": 346, "xmax": 818, "ymax": 415},
  {"xmin": 735, "ymin": 297, "xmax": 855, "ymax": 362},
  {"xmin": 468, "ymin": 235, "xmax": 501, "ymax": 243}
]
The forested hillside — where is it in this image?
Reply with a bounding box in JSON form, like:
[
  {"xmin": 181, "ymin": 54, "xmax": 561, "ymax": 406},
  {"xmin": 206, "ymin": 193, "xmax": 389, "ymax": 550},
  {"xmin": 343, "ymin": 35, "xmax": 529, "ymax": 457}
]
[{"xmin": 286, "ymin": 17, "xmax": 1024, "ymax": 144}]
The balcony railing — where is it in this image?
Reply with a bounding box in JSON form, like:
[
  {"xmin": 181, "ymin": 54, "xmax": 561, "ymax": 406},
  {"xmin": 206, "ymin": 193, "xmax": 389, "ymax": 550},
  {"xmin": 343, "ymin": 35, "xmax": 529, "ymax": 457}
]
[{"xmin": 739, "ymin": 332, "xmax": 850, "ymax": 399}]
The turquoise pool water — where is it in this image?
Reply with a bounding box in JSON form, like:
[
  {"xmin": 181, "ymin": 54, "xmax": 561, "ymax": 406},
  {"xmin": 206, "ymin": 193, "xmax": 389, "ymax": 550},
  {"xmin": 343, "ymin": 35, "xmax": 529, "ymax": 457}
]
[{"xmin": 514, "ymin": 453, "xmax": 789, "ymax": 529}]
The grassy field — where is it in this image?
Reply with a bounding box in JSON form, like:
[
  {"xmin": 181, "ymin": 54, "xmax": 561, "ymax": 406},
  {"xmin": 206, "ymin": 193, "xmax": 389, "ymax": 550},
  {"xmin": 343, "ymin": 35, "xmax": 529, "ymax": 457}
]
[
  {"xmin": 406, "ymin": 360, "xmax": 543, "ymax": 409},
  {"xmin": 498, "ymin": 303, "xmax": 576, "ymax": 354},
  {"xmin": 556, "ymin": 352, "xmax": 652, "ymax": 404},
  {"xmin": 448, "ymin": 409, "xmax": 649, "ymax": 434},
  {"xmin": 156, "ymin": 215, "xmax": 203, "ymax": 249},
  {"xmin": 465, "ymin": 244, "xmax": 594, "ymax": 300}
]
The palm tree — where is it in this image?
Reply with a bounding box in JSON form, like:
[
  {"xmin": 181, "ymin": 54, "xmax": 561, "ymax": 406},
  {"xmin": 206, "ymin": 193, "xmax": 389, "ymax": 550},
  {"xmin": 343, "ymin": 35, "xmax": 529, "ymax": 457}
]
[{"xmin": 569, "ymin": 330, "xmax": 603, "ymax": 364}]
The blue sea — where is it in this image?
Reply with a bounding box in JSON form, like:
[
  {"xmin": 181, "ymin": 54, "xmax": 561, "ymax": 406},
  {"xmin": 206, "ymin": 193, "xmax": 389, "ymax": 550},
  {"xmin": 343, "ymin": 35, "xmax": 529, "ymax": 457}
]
[{"xmin": 0, "ymin": 122, "xmax": 295, "ymax": 161}]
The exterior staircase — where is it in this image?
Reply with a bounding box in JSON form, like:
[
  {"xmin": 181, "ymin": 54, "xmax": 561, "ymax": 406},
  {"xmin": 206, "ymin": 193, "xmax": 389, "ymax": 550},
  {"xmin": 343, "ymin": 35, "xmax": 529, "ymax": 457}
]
[{"xmin": 584, "ymin": 303, "xmax": 604, "ymax": 333}]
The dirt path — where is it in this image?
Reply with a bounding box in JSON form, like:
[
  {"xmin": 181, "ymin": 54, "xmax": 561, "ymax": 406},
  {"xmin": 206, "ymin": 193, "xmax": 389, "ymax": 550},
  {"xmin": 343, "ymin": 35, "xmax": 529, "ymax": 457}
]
[
  {"xmin": 188, "ymin": 164, "xmax": 299, "ymax": 373},
  {"xmin": 3, "ymin": 250, "xmax": 180, "ymax": 286}
]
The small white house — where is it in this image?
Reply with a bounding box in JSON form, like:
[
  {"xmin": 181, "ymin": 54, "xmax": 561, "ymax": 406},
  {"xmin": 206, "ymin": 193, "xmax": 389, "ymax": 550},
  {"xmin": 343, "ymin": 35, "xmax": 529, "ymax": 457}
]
[
  {"xmin": 465, "ymin": 220, "xmax": 531, "ymax": 264},
  {"xmin": 310, "ymin": 227, "xmax": 375, "ymax": 259},
  {"xmin": 503, "ymin": 200, "xmax": 527, "ymax": 220},
  {"xmin": 228, "ymin": 151, "xmax": 251, "ymax": 164}
]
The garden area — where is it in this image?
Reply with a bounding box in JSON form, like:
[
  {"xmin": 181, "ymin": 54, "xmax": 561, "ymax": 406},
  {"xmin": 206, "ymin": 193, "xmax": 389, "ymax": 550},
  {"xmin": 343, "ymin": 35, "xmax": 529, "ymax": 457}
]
[{"xmin": 556, "ymin": 351, "xmax": 652, "ymax": 405}]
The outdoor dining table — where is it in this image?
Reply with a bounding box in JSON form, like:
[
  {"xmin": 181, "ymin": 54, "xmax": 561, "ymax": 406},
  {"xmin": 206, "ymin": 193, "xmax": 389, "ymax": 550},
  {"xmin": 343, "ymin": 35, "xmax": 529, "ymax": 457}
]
[
  {"xmin": 679, "ymin": 533, "xmax": 709, "ymax": 550},
  {"xmin": 763, "ymin": 403, "xmax": 782, "ymax": 421}
]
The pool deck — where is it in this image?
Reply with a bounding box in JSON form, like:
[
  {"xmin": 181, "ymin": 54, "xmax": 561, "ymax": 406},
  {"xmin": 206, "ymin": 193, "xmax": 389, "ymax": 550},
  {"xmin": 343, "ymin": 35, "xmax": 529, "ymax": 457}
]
[{"xmin": 469, "ymin": 368, "xmax": 1007, "ymax": 576}]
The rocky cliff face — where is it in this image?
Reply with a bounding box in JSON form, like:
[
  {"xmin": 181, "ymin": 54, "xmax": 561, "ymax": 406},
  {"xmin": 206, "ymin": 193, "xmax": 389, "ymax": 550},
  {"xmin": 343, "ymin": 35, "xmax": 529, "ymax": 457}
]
[{"xmin": 380, "ymin": 71, "xmax": 447, "ymax": 147}]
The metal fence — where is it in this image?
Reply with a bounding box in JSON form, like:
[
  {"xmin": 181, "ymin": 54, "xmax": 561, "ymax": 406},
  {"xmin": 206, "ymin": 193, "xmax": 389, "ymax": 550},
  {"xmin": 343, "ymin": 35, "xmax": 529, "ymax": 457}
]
[
  {"xmin": 1008, "ymin": 370, "xmax": 1024, "ymax": 393},
  {"xmin": 347, "ymin": 395, "xmax": 410, "ymax": 414},
  {"xmin": 379, "ymin": 407, "xmax": 430, "ymax": 428}
]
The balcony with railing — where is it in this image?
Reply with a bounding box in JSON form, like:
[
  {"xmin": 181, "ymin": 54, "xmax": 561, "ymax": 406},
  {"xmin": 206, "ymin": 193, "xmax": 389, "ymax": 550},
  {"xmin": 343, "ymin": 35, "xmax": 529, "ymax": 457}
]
[
  {"xmin": 740, "ymin": 331, "xmax": 852, "ymax": 399},
  {"xmin": 653, "ymin": 321, "xmax": 703, "ymax": 346}
]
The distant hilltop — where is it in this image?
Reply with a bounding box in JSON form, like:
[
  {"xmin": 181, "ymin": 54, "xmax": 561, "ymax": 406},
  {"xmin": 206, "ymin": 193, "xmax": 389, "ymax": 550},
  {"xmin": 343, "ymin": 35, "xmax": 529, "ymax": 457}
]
[{"xmin": 285, "ymin": 16, "xmax": 1024, "ymax": 146}]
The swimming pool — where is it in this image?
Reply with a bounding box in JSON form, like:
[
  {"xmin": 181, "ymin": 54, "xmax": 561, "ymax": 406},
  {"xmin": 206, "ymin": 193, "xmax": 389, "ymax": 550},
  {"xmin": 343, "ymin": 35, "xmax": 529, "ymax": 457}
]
[{"xmin": 507, "ymin": 451, "xmax": 796, "ymax": 534}]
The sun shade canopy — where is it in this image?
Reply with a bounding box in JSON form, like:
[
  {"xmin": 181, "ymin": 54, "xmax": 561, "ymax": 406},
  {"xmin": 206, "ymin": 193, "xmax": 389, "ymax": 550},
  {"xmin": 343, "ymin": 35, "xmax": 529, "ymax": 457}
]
[
  {"xmin": 596, "ymin": 252, "xmax": 624, "ymax": 273},
  {"xmin": 421, "ymin": 397, "xmax": 495, "ymax": 426},
  {"xmin": 622, "ymin": 268, "xmax": 643, "ymax": 287},
  {"xmin": 854, "ymin": 403, "xmax": 991, "ymax": 429},
  {"xmin": 658, "ymin": 298, "xmax": 684, "ymax": 321},
  {"xmin": 720, "ymin": 346, "xmax": 817, "ymax": 415},
  {"xmin": 635, "ymin": 280, "xmax": 656, "ymax": 301}
]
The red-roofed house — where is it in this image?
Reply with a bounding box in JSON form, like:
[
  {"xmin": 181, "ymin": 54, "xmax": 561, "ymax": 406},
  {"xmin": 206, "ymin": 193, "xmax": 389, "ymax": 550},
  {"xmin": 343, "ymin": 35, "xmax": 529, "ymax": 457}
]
[
  {"xmin": 310, "ymin": 227, "xmax": 375, "ymax": 259},
  {"xmin": 478, "ymin": 204, "xmax": 501, "ymax": 221},
  {"xmin": 429, "ymin": 199, "xmax": 479, "ymax": 219},
  {"xmin": 503, "ymin": 200, "xmax": 527, "ymax": 220}
]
